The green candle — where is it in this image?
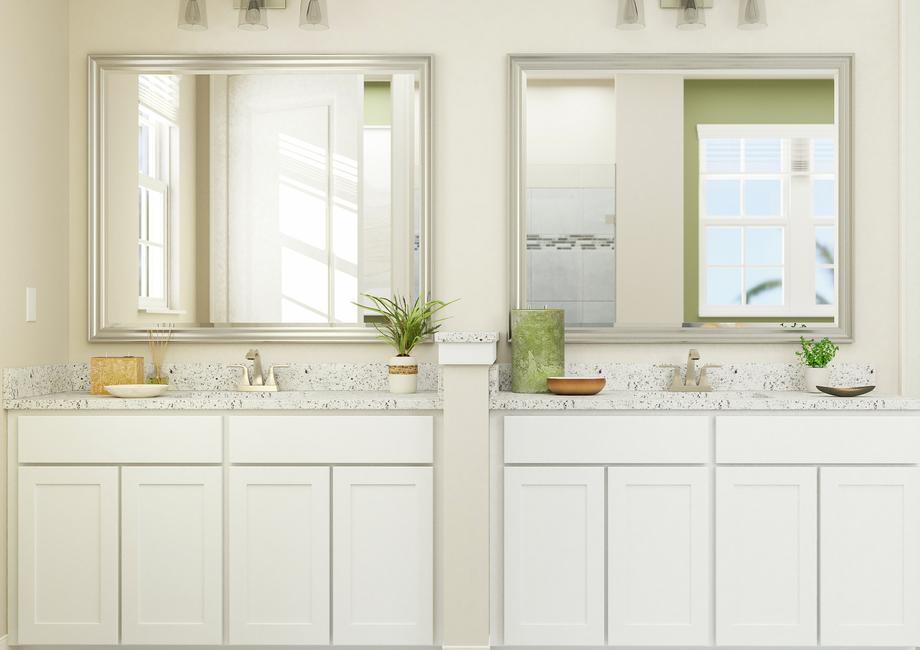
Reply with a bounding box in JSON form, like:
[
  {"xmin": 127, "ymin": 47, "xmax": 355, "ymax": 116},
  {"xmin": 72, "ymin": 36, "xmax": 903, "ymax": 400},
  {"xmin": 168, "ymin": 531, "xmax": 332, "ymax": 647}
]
[{"xmin": 511, "ymin": 309, "xmax": 565, "ymax": 393}]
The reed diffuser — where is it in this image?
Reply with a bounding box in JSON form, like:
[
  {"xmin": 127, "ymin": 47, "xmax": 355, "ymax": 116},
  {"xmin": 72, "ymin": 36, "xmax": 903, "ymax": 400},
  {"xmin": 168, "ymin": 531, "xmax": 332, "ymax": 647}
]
[{"xmin": 147, "ymin": 324, "xmax": 174, "ymax": 385}]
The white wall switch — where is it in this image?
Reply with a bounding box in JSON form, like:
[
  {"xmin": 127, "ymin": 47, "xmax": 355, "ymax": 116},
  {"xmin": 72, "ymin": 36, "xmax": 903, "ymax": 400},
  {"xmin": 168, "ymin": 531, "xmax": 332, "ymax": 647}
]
[{"xmin": 25, "ymin": 287, "xmax": 37, "ymax": 322}]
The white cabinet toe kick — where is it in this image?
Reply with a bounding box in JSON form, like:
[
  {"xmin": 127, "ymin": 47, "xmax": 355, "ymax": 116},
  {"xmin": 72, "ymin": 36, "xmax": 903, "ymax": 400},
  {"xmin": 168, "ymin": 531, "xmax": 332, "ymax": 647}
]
[
  {"xmin": 7, "ymin": 413, "xmax": 436, "ymax": 648},
  {"xmin": 495, "ymin": 413, "xmax": 920, "ymax": 649}
]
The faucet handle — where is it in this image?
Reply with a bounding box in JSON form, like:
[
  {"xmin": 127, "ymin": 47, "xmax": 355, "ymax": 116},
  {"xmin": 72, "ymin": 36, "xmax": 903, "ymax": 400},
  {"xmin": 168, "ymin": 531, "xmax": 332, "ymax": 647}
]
[
  {"xmin": 265, "ymin": 364, "xmax": 290, "ymax": 388},
  {"xmin": 227, "ymin": 364, "xmax": 251, "ymax": 388}
]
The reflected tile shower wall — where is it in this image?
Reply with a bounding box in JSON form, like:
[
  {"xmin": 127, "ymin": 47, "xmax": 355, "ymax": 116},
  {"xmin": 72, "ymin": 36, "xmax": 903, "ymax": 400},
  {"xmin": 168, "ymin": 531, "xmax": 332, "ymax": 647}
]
[{"xmin": 526, "ymin": 183, "xmax": 616, "ymax": 326}]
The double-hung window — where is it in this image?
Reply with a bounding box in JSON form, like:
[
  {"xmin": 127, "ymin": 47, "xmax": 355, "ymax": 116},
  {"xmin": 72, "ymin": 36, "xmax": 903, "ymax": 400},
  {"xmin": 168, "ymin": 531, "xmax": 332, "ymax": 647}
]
[
  {"xmin": 698, "ymin": 124, "xmax": 837, "ymax": 319},
  {"xmin": 137, "ymin": 75, "xmax": 179, "ymax": 311}
]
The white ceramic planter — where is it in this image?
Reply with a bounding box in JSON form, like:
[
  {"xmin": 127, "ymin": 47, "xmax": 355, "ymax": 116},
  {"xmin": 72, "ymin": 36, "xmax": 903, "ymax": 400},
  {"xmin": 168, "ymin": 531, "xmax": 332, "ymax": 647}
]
[
  {"xmin": 804, "ymin": 366, "xmax": 830, "ymax": 393},
  {"xmin": 388, "ymin": 356, "xmax": 418, "ymax": 394}
]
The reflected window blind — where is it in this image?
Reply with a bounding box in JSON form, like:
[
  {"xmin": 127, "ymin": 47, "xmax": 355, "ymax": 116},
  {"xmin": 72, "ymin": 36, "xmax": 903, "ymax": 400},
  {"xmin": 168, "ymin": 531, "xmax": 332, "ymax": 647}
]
[{"xmin": 139, "ymin": 74, "xmax": 180, "ymax": 122}]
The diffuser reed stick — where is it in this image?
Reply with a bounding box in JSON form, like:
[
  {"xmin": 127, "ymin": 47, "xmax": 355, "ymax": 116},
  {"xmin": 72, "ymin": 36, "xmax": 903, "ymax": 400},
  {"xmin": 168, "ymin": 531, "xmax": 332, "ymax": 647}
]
[{"xmin": 147, "ymin": 323, "xmax": 174, "ymax": 385}]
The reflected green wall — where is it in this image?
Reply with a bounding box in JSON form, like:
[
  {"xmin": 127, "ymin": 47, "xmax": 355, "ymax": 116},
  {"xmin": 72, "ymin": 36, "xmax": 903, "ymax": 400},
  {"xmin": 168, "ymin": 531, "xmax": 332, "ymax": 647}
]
[
  {"xmin": 683, "ymin": 79, "xmax": 835, "ymax": 323},
  {"xmin": 364, "ymin": 81, "xmax": 391, "ymax": 126}
]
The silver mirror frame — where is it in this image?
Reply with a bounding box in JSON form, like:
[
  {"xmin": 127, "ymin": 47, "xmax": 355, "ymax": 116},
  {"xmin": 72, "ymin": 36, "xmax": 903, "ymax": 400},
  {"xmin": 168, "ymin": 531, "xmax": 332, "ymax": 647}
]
[
  {"xmin": 89, "ymin": 54, "xmax": 433, "ymax": 342},
  {"xmin": 510, "ymin": 53, "xmax": 854, "ymax": 343}
]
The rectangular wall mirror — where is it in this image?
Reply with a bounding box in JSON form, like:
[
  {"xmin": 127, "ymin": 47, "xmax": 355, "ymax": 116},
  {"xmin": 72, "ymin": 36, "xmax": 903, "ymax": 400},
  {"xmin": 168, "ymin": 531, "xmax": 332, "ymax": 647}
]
[
  {"xmin": 90, "ymin": 55, "xmax": 431, "ymax": 341},
  {"xmin": 510, "ymin": 54, "xmax": 853, "ymax": 342}
]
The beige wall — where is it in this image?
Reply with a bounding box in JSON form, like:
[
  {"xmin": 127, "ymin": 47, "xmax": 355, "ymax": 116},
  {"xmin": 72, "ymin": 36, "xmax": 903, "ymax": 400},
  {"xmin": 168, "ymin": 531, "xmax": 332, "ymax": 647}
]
[
  {"xmin": 64, "ymin": 0, "xmax": 903, "ymax": 390},
  {"xmin": 615, "ymin": 74, "xmax": 684, "ymax": 325},
  {"xmin": 0, "ymin": 0, "xmax": 71, "ymax": 636}
]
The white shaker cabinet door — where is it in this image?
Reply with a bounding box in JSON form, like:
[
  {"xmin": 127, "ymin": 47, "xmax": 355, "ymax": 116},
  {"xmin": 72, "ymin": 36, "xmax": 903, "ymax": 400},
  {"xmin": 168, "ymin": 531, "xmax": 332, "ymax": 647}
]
[
  {"xmin": 504, "ymin": 466, "xmax": 605, "ymax": 646},
  {"xmin": 820, "ymin": 467, "xmax": 920, "ymax": 646},
  {"xmin": 608, "ymin": 467, "xmax": 711, "ymax": 646},
  {"xmin": 229, "ymin": 467, "xmax": 330, "ymax": 645},
  {"xmin": 121, "ymin": 467, "xmax": 223, "ymax": 644},
  {"xmin": 715, "ymin": 467, "xmax": 818, "ymax": 646},
  {"xmin": 18, "ymin": 466, "xmax": 119, "ymax": 645},
  {"xmin": 332, "ymin": 466, "xmax": 433, "ymax": 645}
]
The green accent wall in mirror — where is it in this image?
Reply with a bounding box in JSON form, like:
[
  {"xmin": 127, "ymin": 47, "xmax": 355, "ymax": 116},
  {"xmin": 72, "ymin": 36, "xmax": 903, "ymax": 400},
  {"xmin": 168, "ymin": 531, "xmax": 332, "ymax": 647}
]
[{"xmin": 683, "ymin": 79, "xmax": 836, "ymax": 324}]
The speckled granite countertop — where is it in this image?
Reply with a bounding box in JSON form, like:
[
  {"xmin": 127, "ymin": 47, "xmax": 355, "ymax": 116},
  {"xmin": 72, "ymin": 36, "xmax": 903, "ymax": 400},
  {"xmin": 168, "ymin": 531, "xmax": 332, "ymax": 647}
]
[
  {"xmin": 5, "ymin": 390, "xmax": 442, "ymax": 411},
  {"xmin": 491, "ymin": 390, "xmax": 920, "ymax": 411}
]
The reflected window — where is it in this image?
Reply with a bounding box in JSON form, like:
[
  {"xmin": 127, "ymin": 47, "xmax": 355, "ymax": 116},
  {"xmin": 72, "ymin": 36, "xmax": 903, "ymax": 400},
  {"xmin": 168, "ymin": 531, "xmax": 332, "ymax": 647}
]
[
  {"xmin": 699, "ymin": 125, "xmax": 837, "ymax": 318},
  {"xmin": 137, "ymin": 75, "xmax": 179, "ymax": 311}
]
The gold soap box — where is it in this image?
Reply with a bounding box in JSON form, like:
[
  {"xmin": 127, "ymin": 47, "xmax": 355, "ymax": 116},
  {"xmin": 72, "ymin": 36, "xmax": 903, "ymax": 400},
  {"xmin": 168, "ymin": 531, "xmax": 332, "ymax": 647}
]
[{"xmin": 90, "ymin": 356, "xmax": 145, "ymax": 395}]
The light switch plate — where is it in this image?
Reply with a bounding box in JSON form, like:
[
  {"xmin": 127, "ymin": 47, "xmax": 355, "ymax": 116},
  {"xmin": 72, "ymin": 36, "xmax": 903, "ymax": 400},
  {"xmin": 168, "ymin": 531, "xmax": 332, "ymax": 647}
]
[
  {"xmin": 659, "ymin": 0, "xmax": 714, "ymax": 7},
  {"xmin": 233, "ymin": 0, "xmax": 286, "ymax": 8},
  {"xmin": 25, "ymin": 287, "xmax": 37, "ymax": 322}
]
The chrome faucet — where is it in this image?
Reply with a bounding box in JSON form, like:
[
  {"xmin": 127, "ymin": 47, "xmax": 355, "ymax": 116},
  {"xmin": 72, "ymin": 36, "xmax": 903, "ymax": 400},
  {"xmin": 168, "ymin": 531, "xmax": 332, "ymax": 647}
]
[
  {"xmin": 228, "ymin": 349, "xmax": 289, "ymax": 392},
  {"xmin": 659, "ymin": 349, "xmax": 721, "ymax": 392},
  {"xmin": 246, "ymin": 349, "xmax": 265, "ymax": 386}
]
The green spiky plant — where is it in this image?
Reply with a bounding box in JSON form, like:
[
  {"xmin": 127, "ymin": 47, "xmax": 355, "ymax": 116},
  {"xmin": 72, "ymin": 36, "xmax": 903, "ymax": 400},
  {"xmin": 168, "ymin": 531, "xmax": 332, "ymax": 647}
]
[
  {"xmin": 354, "ymin": 294, "xmax": 456, "ymax": 356},
  {"xmin": 796, "ymin": 336, "xmax": 838, "ymax": 369}
]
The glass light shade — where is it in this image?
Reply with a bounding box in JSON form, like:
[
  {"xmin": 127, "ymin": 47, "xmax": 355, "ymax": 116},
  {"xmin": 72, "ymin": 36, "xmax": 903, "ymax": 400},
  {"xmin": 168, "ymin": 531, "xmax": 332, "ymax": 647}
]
[
  {"xmin": 238, "ymin": 0, "xmax": 268, "ymax": 31},
  {"xmin": 300, "ymin": 0, "xmax": 330, "ymax": 30},
  {"xmin": 616, "ymin": 0, "xmax": 645, "ymax": 30},
  {"xmin": 677, "ymin": 0, "xmax": 706, "ymax": 29},
  {"xmin": 738, "ymin": 0, "xmax": 767, "ymax": 29},
  {"xmin": 178, "ymin": 0, "xmax": 208, "ymax": 30}
]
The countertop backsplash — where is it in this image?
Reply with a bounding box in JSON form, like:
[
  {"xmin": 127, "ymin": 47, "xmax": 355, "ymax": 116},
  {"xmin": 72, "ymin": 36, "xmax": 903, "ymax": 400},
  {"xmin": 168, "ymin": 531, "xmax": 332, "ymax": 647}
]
[
  {"xmin": 3, "ymin": 361, "xmax": 441, "ymax": 401},
  {"xmin": 489, "ymin": 361, "xmax": 875, "ymax": 393}
]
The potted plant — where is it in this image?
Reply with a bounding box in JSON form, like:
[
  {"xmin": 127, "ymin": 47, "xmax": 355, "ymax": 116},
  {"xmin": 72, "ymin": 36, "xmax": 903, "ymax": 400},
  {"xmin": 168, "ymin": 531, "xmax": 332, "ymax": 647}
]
[
  {"xmin": 796, "ymin": 336, "xmax": 839, "ymax": 392},
  {"xmin": 355, "ymin": 294, "xmax": 454, "ymax": 394}
]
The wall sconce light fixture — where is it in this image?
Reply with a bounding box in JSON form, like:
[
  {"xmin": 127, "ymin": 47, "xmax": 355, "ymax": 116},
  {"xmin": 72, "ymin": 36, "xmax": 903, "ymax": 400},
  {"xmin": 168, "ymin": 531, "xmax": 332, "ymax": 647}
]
[
  {"xmin": 738, "ymin": 0, "xmax": 767, "ymax": 29},
  {"xmin": 617, "ymin": 0, "xmax": 646, "ymax": 29},
  {"xmin": 239, "ymin": 0, "xmax": 269, "ymax": 30},
  {"xmin": 300, "ymin": 0, "xmax": 329, "ymax": 30},
  {"xmin": 178, "ymin": 0, "xmax": 208, "ymax": 30},
  {"xmin": 676, "ymin": 0, "xmax": 706, "ymax": 29}
]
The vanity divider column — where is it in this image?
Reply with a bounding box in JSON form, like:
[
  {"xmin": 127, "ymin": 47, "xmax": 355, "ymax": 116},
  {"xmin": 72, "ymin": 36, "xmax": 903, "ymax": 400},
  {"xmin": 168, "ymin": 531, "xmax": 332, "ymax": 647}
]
[{"xmin": 435, "ymin": 332, "xmax": 498, "ymax": 650}]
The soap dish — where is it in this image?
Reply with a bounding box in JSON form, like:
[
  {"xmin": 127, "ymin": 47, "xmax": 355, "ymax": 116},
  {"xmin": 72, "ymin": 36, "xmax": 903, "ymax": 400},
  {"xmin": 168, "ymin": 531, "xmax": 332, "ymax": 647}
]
[
  {"xmin": 547, "ymin": 377, "xmax": 606, "ymax": 396},
  {"xmin": 816, "ymin": 385, "xmax": 876, "ymax": 397},
  {"xmin": 105, "ymin": 384, "xmax": 169, "ymax": 399}
]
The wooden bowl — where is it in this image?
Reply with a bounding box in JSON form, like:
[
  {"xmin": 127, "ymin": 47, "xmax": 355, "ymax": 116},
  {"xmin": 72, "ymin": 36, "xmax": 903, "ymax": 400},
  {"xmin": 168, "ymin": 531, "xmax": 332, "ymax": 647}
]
[
  {"xmin": 547, "ymin": 377, "xmax": 606, "ymax": 396},
  {"xmin": 816, "ymin": 385, "xmax": 876, "ymax": 397}
]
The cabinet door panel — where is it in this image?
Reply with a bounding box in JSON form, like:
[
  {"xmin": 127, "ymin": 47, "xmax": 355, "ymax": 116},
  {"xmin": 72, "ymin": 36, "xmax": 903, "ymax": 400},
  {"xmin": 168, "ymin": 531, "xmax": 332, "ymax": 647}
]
[
  {"xmin": 504, "ymin": 466, "xmax": 605, "ymax": 646},
  {"xmin": 821, "ymin": 467, "xmax": 920, "ymax": 646},
  {"xmin": 608, "ymin": 467, "xmax": 711, "ymax": 646},
  {"xmin": 121, "ymin": 467, "xmax": 222, "ymax": 644},
  {"xmin": 229, "ymin": 467, "xmax": 330, "ymax": 645},
  {"xmin": 18, "ymin": 466, "xmax": 119, "ymax": 644},
  {"xmin": 332, "ymin": 466, "xmax": 433, "ymax": 645},
  {"xmin": 715, "ymin": 467, "xmax": 817, "ymax": 646}
]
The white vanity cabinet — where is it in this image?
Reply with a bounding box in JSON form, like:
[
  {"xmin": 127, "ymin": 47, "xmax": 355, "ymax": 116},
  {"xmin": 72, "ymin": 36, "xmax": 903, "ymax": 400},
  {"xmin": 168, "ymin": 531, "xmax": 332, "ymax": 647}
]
[
  {"xmin": 499, "ymin": 413, "xmax": 920, "ymax": 649},
  {"xmin": 18, "ymin": 466, "xmax": 120, "ymax": 645},
  {"xmin": 715, "ymin": 467, "xmax": 818, "ymax": 646},
  {"xmin": 10, "ymin": 413, "xmax": 436, "ymax": 648},
  {"xmin": 504, "ymin": 466, "xmax": 606, "ymax": 646},
  {"xmin": 608, "ymin": 466, "xmax": 711, "ymax": 646},
  {"xmin": 228, "ymin": 467, "xmax": 331, "ymax": 645},
  {"xmin": 121, "ymin": 467, "xmax": 223, "ymax": 644},
  {"xmin": 502, "ymin": 416, "xmax": 712, "ymax": 647},
  {"xmin": 333, "ymin": 466, "xmax": 434, "ymax": 645}
]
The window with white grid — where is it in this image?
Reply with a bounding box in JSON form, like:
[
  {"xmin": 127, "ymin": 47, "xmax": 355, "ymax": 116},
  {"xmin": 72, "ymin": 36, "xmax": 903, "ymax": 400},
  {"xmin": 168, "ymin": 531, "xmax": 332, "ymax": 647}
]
[
  {"xmin": 137, "ymin": 75, "xmax": 179, "ymax": 311},
  {"xmin": 698, "ymin": 124, "xmax": 837, "ymax": 319}
]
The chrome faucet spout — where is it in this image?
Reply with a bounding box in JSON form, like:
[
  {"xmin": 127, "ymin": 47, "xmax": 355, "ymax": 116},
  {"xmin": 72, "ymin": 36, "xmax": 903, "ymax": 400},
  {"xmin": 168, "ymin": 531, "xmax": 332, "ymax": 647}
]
[
  {"xmin": 686, "ymin": 349, "xmax": 701, "ymax": 386},
  {"xmin": 245, "ymin": 349, "xmax": 264, "ymax": 386}
]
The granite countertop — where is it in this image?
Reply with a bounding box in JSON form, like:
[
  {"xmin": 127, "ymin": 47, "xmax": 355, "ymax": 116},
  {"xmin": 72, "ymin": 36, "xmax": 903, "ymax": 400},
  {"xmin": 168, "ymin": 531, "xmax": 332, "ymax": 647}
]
[
  {"xmin": 491, "ymin": 390, "xmax": 920, "ymax": 411},
  {"xmin": 5, "ymin": 390, "xmax": 442, "ymax": 411}
]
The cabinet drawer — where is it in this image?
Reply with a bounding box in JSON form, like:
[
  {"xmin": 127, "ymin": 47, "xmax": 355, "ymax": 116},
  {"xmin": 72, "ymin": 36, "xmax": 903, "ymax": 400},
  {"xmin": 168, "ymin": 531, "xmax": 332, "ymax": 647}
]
[
  {"xmin": 18, "ymin": 416, "xmax": 222, "ymax": 463},
  {"xmin": 504, "ymin": 416, "xmax": 710, "ymax": 464},
  {"xmin": 228, "ymin": 416, "xmax": 433, "ymax": 463},
  {"xmin": 716, "ymin": 416, "xmax": 920, "ymax": 464}
]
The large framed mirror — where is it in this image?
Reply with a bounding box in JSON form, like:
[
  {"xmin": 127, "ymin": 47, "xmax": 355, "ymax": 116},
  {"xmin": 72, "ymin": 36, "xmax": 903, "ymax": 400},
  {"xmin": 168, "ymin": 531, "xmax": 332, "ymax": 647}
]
[
  {"xmin": 510, "ymin": 54, "xmax": 853, "ymax": 342},
  {"xmin": 89, "ymin": 54, "xmax": 432, "ymax": 341}
]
